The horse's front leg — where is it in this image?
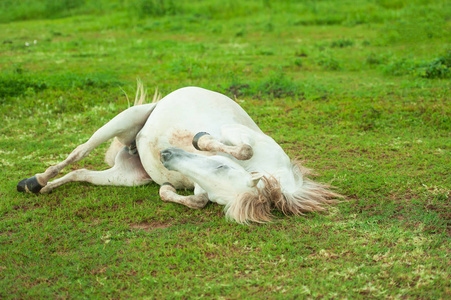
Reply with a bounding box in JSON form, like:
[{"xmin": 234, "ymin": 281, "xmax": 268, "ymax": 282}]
[
  {"xmin": 17, "ymin": 103, "xmax": 156, "ymax": 193},
  {"xmin": 159, "ymin": 183, "xmax": 209, "ymax": 209},
  {"xmin": 192, "ymin": 125, "xmax": 256, "ymax": 160}
]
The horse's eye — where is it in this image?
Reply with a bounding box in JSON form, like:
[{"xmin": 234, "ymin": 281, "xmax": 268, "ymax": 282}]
[{"xmin": 217, "ymin": 165, "xmax": 224, "ymax": 169}]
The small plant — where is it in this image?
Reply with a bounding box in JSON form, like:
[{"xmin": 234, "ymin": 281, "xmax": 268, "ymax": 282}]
[
  {"xmin": 294, "ymin": 58, "xmax": 303, "ymax": 67},
  {"xmin": 359, "ymin": 107, "xmax": 382, "ymax": 131},
  {"xmin": 417, "ymin": 50, "xmax": 451, "ymax": 79},
  {"xmin": 224, "ymin": 72, "xmax": 301, "ymax": 99},
  {"xmin": 132, "ymin": 0, "xmax": 179, "ymax": 17},
  {"xmin": 382, "ymin": 57, "xmax": 417, "ymax": 76},
  {"xmin": 365, "ymin": 52, "xmax": 390, "ymax": 66},
  {"xmin": 225, "ymin": 83, "xmax": 250, "ymax": 98},
  {"xmin": 0, "ymin": 72, "xmax": 47, "ymax": 99},
  {"xmin": 235, "ymin": 29, "xmax": 245, "ymax": 37},
  {"xmin": 255, "ymin": 72, "xmax": 298, "ymax": 98},
  {"xmin": 258, "ymin": 49, "xmax": 274, "ymax": 56},
  {"xmin": 382, "ymin": 51, "xmax": 451, "ymax": 79},
  {"xmin": 295, "ymin": 50, "xmax": 308, "ymax": 57},
  {"xmin": 330, "ymin": 38, "xmax": 354, "ymax": 48},
  {"xmin": 317, "ymin": 53, "xmax": 342, "ymax": 71}
]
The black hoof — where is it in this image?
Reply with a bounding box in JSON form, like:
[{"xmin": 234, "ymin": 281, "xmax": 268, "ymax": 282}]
[
  {"xmin": 16, "ymin": 176, "xmax": 44, "ymax": 194},
  {"xmin": 192, "ymin": 132, "xmax": 210, "ymax": 150},
  {"xmin": 17, "ymin": 179, "xmax": 27, "ymax": 192}
]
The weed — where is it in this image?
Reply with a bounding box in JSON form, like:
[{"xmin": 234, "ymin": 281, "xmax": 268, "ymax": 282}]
[
  {"xmin": 416, "ymin": 50, "xmax": 451, "ymax": 79},
  {"xmin": 293, "ymin": 58, "xmax": 303, "ymax": 67},
  {"xmin": 0, "ymin": 0, "xmax": 86, "ymax": 23},
  {"xmin": 258, "ymin": 49, "xmax": 274, "ymax": 56},
  {"xmin": 254, "ymin": 72, "xmax": 299, "ymax": 99},
  {"xmin": 225, "ymin": 83, "xmax": 250, "ymax": 98},
  {"xmin": 382, "ymin": 57, "xmax": 417, "ymax": 76},
  {"xmin": 295, "ymin": 50, "xmax": 308, "ymax": 58},
  {"xmin": 225, "ymin": 72, "xmax": 301, "ymax": 99},
  {"xmin": 365, "ymin": 52, "xmax": 389, "ymax": 66},
  {"xmin": 382, "ymin": 51, "xmax": 451, "ymax": 79},
  {"xmin": 359, "ymin": 107, "xmax": 382, "ymax": 131},
  {"xmin": 376, "ymin": 0, "xmax": 407, "ymax": 9},
  {"xmin": 317, "ymin": 53, "xmax": 342, "ymax": 71},
  {"xmin": 131, "ymin": 0, "xmax": 179, "ymax": 18},
  {"xmin": 330, "ymin": 39, "xmax": 354, "ymax": 48},
  {"xmin": 0, "ymin": 72, "xmax": 47, "ymax": 99}
]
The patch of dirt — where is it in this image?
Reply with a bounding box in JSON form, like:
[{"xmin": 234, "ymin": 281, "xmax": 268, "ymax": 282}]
[
  {"xmin": 12, "ymin": 203, "xmax": 41, "ymax": 212},
  {"xmin": 129, "ymin": 222, "xmax": 171, "ymax": 232},
  {"xmin": 425, "ymin": 204, "xmax": 451, "ymax": 220},
  {"xmin": 134, "ymin": 199, "xmax": 145, "ymax": 205},
  {"xmin": 225, "ymin": 84, "xmax": 249, "ymax": 98},
  {"xmin": 425, "ymin": 203, "xmax": 451, "ymax": 237}
]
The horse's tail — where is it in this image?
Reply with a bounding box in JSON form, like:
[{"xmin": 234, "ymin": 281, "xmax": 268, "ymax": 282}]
[
  {"xmin": 273, "ymin": 162, "xmax": 343, "ymax": 215},
  {"xmin": 133, "ymin": 79, "xmax": 162, "ymax": 106},
  {"xmin": 105, "ymin": 81, "xmax": 161, "ymax": 167}
]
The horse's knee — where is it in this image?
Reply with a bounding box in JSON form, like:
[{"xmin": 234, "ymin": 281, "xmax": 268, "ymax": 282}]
[
  {"xmin": 45, "ymin": 166, "xmax": 59, "ymax": 178},
  {"xmin": 159, "ymin": 183, "xmax": 209, "ymax": 210},
  {"xmin": 17, "ymin": 176, "xmax": 44, "ymax": 193},
  {"xmin": 236, "ymin": 144, "xmax": 253, "ymax": 160},
  {"xmin": 189, "ymin": 194, "xmax": 209, "ymax": 209},
  {"xmin": 159, "ymin": 182, "xmax": 177, "ymax": 201}
]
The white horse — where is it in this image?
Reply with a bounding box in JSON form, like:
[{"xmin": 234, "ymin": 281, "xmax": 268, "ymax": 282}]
[{"xmin": 17, "ymin": 85, "xmax": 341, "ymax": 223}]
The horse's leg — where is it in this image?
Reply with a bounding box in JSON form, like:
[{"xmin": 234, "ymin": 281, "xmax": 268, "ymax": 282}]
[
  {"xmin": 192, "ymin": 125, "xmax": 256, "ymax": 160},
  {"xmin": 40, "ymin": 148, "xmax": 151, "ymax": 193},
  {"xmin": 17, "ymin": 103, "xmax": 156, "ymax": 193},
  {"xmin": 159, "ymin": 183, "xmax": 209, "ymax": 209}
]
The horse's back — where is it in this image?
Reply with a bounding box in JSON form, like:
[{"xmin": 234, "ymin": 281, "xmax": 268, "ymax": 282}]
[{"xmin": 151, "ymin": 87, "xmax": 260, "ymax": 134}]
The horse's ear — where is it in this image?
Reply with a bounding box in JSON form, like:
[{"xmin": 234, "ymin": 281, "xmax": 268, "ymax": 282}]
[{"xmin": 249, "ymin": 172, "xmax": 263, "ymax": 187}]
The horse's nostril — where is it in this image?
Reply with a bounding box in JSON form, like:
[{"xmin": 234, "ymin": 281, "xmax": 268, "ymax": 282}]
[{"xmin": 160, "ymin": 149, "xmax": 172, "ymax": 162}]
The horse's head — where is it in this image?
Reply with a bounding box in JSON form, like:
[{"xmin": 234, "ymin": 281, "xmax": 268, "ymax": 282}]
[
  {"xmin": 160, "ymin": 147, "xmax": 262, "ymax": 201},
  {"xmin": 160, "ymin": 147, "xmax": 273, "ymax": 223}
]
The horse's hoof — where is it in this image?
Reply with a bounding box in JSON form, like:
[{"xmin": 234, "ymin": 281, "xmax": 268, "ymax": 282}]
[
  {"xmin": 192, "ymin": 132, "xmax": 210, "ymax": 150},
  {"xmin": 17, "ymin": 176, "xmax": 44, "ymax": 194},
  {"xmin": 17, "ymin": 179, "xmax": 27, "ymax": 192}
]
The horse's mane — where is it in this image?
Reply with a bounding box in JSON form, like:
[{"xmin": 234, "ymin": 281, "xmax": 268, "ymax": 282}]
[
  {"xmin": 275, "ymin": 161, "xmax": 342, "ymax": 215},
  {"xmin": 224, "ymin": 161, "xmax": 342, "ymax": 224},
  {"xmin": 224, "ymin": 176, "xmax": 278, "ymax": 224}
]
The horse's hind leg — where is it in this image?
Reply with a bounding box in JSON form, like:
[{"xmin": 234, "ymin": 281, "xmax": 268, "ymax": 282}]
[
  {"xmin": 159, "ymin": 183, "xmax": 209, "ymax": 209},
  {"xmin": 17, "ymin": 103, "xmax": 156, "ymax": 193},
  {"xmin": 192, "ymin": 125, "xmax": 255, "ymax": 160},
  {"xmin": 40, "ymin": 148, "xmax": 151, "ymax": 193}
]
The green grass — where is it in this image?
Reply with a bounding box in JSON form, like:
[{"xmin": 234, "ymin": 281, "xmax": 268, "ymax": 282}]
[{"xmin": 1, "ymin": 0, "xmax": 450, "ymax": 298}]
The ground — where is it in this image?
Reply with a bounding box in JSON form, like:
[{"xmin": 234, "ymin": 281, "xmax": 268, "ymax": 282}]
[{"xmin": 0, "ymin": 0, "xmax": 450, "ymax": 298}]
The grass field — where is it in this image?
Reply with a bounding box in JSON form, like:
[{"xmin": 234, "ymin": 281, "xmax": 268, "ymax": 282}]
[{"xmin": 0, "ymin": 0, "xmax": 450, "ymax": 298}]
